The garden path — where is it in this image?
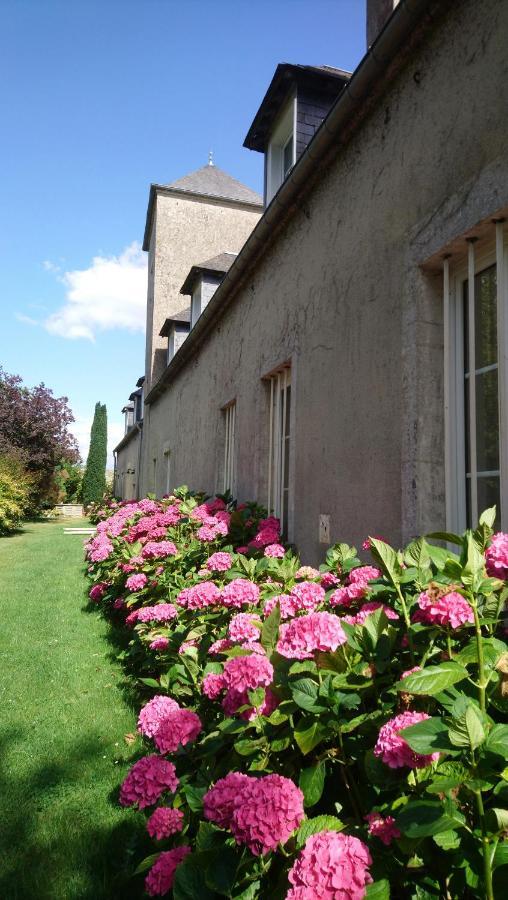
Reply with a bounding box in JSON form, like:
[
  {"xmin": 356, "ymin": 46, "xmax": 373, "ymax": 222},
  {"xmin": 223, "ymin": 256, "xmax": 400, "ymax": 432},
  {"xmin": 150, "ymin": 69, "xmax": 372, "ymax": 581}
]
[{"xmin": 0, "ymin": 519, "xmax": 143, "ymax": 899}]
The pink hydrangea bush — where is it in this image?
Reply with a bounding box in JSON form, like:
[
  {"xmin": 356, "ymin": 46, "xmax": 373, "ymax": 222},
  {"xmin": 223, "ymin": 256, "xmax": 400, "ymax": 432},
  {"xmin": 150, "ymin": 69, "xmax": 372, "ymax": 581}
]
[
  {"xmin": 119, "ymin": 755, "xmax": 178, "ymax": 808},
  {"xmin": 287, "ymin": 831, "xmax": 372, "ymax": 899}
]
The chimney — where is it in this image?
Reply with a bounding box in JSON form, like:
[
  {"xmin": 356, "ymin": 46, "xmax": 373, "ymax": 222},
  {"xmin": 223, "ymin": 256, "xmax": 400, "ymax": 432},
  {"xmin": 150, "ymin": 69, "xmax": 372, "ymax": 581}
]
[{"xmin": 366, "ymin": 0, "xmax": 400, "ymax": 47}]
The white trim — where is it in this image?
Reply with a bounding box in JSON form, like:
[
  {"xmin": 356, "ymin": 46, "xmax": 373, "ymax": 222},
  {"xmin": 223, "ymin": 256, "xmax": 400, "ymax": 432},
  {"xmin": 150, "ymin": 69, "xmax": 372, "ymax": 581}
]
[
  {"xmin": 223, "ymin": 402, "xmax": 236, "ymax": 494},
  {"xmin": 266, "ymin": 365, "xmax": 292, "ymax": 536},
  {"xmin": 445, "ymin": 228, "xmax": 506, "ymax": 530}
]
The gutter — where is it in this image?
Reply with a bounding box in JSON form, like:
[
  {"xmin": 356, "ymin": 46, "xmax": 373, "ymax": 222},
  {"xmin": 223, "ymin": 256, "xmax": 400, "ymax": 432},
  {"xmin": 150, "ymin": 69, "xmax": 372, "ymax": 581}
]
[{"xmin": 146, "ymin": 0, "xmax": 451, "ymax": 406}]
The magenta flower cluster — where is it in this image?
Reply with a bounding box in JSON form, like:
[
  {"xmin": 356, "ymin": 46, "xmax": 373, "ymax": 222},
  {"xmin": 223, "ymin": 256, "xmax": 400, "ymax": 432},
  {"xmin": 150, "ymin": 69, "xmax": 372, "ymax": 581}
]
[
  {"xmin": 415, "ymin": 589, "xmax": 473, "ymax": 629},
  {"xmin": 277, "ymin": 612, "xmax": 347, "ymax": 659},
  {"xmin": 204, "ymin": 772, "xmax": 304, "ymax": 855},
  {"xmin": 137, "ymin": 695, "xmax": 180, "ymax": 738},
  {"xmin": 119, "ymin": 755, "xmax": 179, "ymax": 808},
  {"xmin": 146, "ymin": 806, "xmax": 184, "ymax": 840},
  {"xmin": 136, "ymin": 603, "xmax": 178, "ymax": 624},
  {"xmin": 141, "ymin": 540, "xmax": 178, "ymax": 559},
  {"xmin": 145, "ymin": 846, "xmax": 190, "ymax": 896},
  {"xmin": 287, "ymin": 830, "xmax": 373, "ymax": 900},
  {"xmin": 153, "ymin": 708, "xmax": 202, "ymax": 754},
  {"xmin": 374, "ymin": 710, "xmax": 440, "ymax": 769},
  {"xmin": 485, "ymin": 531, "xmax": 508, "ymax": 579}
]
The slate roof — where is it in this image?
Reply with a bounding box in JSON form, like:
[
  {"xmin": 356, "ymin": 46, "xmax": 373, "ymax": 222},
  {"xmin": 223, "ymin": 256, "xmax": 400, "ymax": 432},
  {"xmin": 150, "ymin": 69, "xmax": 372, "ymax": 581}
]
[
  {"xmin": 159, "ymin": 307, "xmax": 192, "ymax": 337},
  {"xmin": 165, "ymin": 165, "xmax": 262, "ymax": 206},
  {"xmin": 180, "ymin": 252, "xmax": 236, "ymax": 296},
  {"xmin": 244, "ymin": 62, "xmax": 350, "ymax": 153}
]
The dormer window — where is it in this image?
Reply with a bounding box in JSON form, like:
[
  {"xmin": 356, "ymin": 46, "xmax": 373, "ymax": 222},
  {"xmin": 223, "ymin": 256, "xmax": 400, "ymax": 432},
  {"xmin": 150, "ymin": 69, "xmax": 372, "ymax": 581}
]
[
  {"xmin": 159, "ymin": 311, "xmax": 191, "ymax": 364},
  {"xmin": 180, "ymin": 253, "xmax": 237, "ymax": 328},
  {"xmin": 122, "ymin": 403, "xmax": 134, "ymax": 434},
  {"xmin": 244, "ymin": 63, "xmax": 350, "ymax": 207}
]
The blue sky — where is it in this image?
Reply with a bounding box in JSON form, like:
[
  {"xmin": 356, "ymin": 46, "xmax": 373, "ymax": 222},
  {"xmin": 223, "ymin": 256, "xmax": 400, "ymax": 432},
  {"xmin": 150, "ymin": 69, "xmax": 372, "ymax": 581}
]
[{"xmin": 0, "ymin": 0, "xmax": 365, "ymax": 465}]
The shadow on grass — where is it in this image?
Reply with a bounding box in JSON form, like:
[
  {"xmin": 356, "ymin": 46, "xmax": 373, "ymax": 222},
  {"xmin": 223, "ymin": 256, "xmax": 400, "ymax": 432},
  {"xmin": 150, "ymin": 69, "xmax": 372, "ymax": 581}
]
[
  {"xmin": 81, "ymin": 599, "xmax": 144, "ymax": 712},
  {"xmin": 0, "ymin": 728, "xmax": 150, "ymax": 900}
]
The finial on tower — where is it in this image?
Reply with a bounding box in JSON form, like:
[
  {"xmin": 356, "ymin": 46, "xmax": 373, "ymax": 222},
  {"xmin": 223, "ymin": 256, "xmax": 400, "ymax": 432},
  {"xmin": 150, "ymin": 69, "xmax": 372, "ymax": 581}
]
[{"xmin": 208, "ymin": 149, "xmax": 214, "ymax": 166}]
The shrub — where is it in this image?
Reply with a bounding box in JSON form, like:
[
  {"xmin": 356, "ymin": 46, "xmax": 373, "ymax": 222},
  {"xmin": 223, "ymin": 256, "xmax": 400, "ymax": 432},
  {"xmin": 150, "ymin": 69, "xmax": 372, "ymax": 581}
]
[
  {"xmin": 82, "ymin": 402, "xmax": 107, "ymax": 507},
  {"xmin": 85, "ymin": 495, "xmax": 508, "ymax": 899},
  {"xmin": 0, "ymin": 455, "xmax": 31, "ymax": 534}
]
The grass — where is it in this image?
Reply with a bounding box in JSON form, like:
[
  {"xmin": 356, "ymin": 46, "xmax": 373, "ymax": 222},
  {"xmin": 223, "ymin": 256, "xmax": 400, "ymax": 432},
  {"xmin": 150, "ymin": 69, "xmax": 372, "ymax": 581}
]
[{"xmin": 0, "ymin": 519, "xmax": 148, "ymax": 899}]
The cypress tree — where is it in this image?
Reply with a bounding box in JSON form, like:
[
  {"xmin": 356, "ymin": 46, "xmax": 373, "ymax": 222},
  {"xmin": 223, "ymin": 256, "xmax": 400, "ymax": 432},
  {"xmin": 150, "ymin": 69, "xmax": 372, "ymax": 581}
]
[{"xmin": 81, "ymin": 402, "xmax": 107, "ymax": 505}]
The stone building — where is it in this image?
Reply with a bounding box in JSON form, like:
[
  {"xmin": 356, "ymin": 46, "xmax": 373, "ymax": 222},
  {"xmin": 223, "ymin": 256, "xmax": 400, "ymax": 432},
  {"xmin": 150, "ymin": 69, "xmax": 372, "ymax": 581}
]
[{"xmin": 115, "ymin": 0, "xmax": 508, "ymax": 563}]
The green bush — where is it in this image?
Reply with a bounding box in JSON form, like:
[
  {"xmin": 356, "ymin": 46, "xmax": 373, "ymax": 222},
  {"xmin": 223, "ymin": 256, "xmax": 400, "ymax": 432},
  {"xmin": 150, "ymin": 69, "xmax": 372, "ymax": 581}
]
[
  {"xmin": 82, "ymin": 402, "xmax": 107, "ymax": 507},
  {"xmin": 0, "ymin": 456, "xmax": 31, "ymax": 534}
]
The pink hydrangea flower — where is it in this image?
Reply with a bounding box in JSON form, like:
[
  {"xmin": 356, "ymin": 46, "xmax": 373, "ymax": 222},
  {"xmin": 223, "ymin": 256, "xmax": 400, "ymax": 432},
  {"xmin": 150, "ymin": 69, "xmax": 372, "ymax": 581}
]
[
  {"xmin": 228, "ymin": 613, "xmax": 262, "ymax": 643},
  {"xmin": 206, "ymin": 551, "xmax": 232, "ymax": 572},
  {"xmin": 365, "ymin": 812, "xmax": 401, "ymax": 846},
  {"xmin": 374, "ymin": 711, "xmax": 440, "ymax": 768},
  {"xmin": 277, "ymin": 612, "xmax": 346, "ymax": 659},
  {"xmin": 486, "ymin": 532, "xmax": 508, "ymax": 579},
  {"xmin": 264, "ymin": 593, "xmax": 297, "ymax": 619},
  {"xmin": 289, "ymin": 581, "xmax": 325, "ymax": 612},
  {"xmin": 414, "ymin": 589, "xmax": 474, "ymax": 629},
  {"xmin": 236, "ymin": 546, "xmax": 248, "ymax": 554},
  {"xmin": 204, "ymin": 773, "xmax": 304, "ymax": 856},
  {"xmin": 145, "ymin": 846, "xmax": 190, "ymax": 896},
  {"xmin": 137, "ymin": 604, "xmax": 178, "ymax": 624},
  {"xmin": 224, "ymin": 685, "xmax": 279, "ymax": 721},
  {"xmin": 113, "ymin": 597, "xmax": 125, "ymax": 610},
  {"xmin": 126, "ymin": 573, "xmax": 148, "ymax": 592},
  {"xmin": 125, "ymin": 609, "xmax": 140, "ymax": 627},
  {"xmin": 138, "ymin": 695, "xmax": 180, "ymax": 738},
  {"xmin": 203, "ymin": 772, "xmax": 253, "ymax": 828},
  {"xmin": 153, "ymin": 708, "xmax": 202, "ymax": 754},
  {"xmin": 402, "ymin": 665, "xmax": 421, "ymax": 680},
  {"xmin": 264, "ymin": 543, "xmax": 286, "ymax": 558},
  {"xmin": 287, "ymin": 830, "xmax": 372, "ymax": 899},
  {"xmin": 344, "ymin": 602, "xmax": 399, "ymax": 626},
  {"xmin": 208, "ymin": 638, "xmax": 233, "ymax": 655},
  {"xmin": 119, "ymin": 755, "xmax": 178, "ymax": 808},
  {"xmin": 349, "ymin": 566, "xmax": 382, "ymax": 586},
  {"xmin": 320, "ymin": 571, "xmax": 339, "ymax": 589},
  {"xmin": 141, "ymin": 540, "xmax": 178, "ymax": 559},
  {"xmin": 222, "ymin": 654, "xmax": 274, "ymax": 693},
  {"xmin": 178, "ymin": 639, "xmax": 199, "ymax": 655},
  {"xmin": 176, "ymin": 581, "xmax": 221, "ymax": 609},
  {"xmin": 222, "ymin": 579, "xmax": 260, "ymax": 608},
  {"xmin": 202, "ymin": 672, "xmax": 226, "ymax": 699},
  {"xmin": 89, "ymin": 583, "xmax": 107, "ymax": 602},
  {"xmin": 197, "ymin": 517, "xmax": 229, "ymax": 541},
  {"xmin": 150, "ymin": 636, "xmax": 170, "ymax": 651},
  {"xmin": 146, "ymin": 806, "xmax": 184, "ymax": 840},
  {"xmin": 295, "ymin": 566, "xmax": 320, "ymax": 579},
  {"xmin": 330, "ymin": 566, "xmax": 382, "ymax": 608},
  {"xmin": 233, "ymin": 774, "xmax": 304, "ymax": 855}
]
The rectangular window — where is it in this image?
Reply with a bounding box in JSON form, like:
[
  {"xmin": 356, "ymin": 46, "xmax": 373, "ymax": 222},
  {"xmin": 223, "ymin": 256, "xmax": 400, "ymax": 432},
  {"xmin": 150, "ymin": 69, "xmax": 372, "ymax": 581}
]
[
  {"xmin": 267, "ymin": 366, "xmax": 292, "ymax": 538},
  {"xmin": 223, "ymin": 402, "xmax": 236, "ymax": 495},
  {"xmin": 445, "ymin": 222, "xmax": 507, "ymax": 531}
]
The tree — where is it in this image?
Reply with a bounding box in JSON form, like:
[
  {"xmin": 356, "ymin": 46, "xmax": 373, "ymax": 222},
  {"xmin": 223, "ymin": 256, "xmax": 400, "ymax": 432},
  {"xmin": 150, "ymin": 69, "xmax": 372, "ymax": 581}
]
[
  {"xmin": 81, "ymin": 402, "xmax": 107, "ymax": 506},
  {"xmin": 0, "ymin": 367, "xmax": 79, "ymax": 509}
]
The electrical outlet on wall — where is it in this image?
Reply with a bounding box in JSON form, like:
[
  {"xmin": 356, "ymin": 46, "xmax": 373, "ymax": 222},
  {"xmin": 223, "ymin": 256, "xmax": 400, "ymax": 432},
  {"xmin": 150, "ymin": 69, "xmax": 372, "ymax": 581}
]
[{"xmin": 319, "ymin": 514, "xmax": 330, "ymax": 544}]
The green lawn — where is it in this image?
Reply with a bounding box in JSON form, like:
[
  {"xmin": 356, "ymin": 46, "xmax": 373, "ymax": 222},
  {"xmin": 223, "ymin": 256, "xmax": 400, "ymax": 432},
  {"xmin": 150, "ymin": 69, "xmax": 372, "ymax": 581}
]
[{"xmin": 0, "ymin": 519, "xmax": 146, "ymax": 899}]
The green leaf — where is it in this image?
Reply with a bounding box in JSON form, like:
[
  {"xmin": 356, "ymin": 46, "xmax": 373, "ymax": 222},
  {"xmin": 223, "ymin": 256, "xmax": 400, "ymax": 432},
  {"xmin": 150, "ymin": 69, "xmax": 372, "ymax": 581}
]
[
  {"xmin": 448, "ymin": 705, "xmax": 485, "ymax": 750},
  {"xmin": 234, "ymin": 737, "xmax": 267, "ymax": 757},
  {"xmin": 289, "ymin": 660, "xmax": 318, "ymax": 676},
  {"xmin": 138, "ymin": 677, "xmax": 160, "ymax": 689},
  {"xmin": 290, "ymin": 678, "xmax": 325, "ymax": 712},
  {"xmin": 133, "ymin": 852, "xmax": 160, "ymax": 875},
  {"xmin": 486, "ymin": 724, "xmax": 508, "ymax": 759},
  {"xmin": 433, "ymin": 830, "xmax": 461, "ymax": 850},
  {"xmin": 486, "ymin": 808, "xmax": 508, "ymax": 833},
  {"xmin": 196, "ymin": 821, "xmax": 223, "ymax": 852},
  {"xmin": 299, "ymin": 761, "xmax": 326, "ymax": 807},
  {"xmin": 396, "ymin": 801, "xmax": 465, "ymax": 838},
  {"xmin": 426, "ymin": 531, "xmax": 463, "ymax": 546},
  {"xmin": 260, "ymin": 604, "xmax": 280, "ymax": 655},
  {"xmin": 479, "ymin": 506, "xmax": 497, "ymax": 529},
  {"xmin": 369, "ymin": 538, "xmax": 401, "ymax": 586},
  {"xmin": 405, "ymin": 537, "xmax": 432, "ymax": 570},
  {"xmin": 173, "ymin": 852, "xmax": 215, "ymax": 900},
  {"xmin": 295, "ymin": 815, "xmax": 344, "ymax": 848},
  {"xmin": 204, "ymin": 847, "xmax": 241, "ymax": 896},
  {"xmin": 493, "ymin": 841, "xmax": 508, "ymax": 870},
  {"xmin": 232, "ymin": 883, "xmax": 261, "ymax": 900},
  {"xmin": 401, "ymin": 717, "xmax": 453, "ymax": 754},
  {"xmin": 426, "ymin": 544, "xmax": 456, "ymax": 570},
  {"xmin": 294, "ymin": 719, "xmax": 327, "ymax": 755},
  {"xmin": 462, "ymin": 532, "xmax": 486, "ymax": 588},
  {"xmin": 182, "ymin": 783, "xmax": 206, "ymax": 812},
  {"xmin": 362, "ymin": 608, "xmax": 388, "ymax": 651},
  {"xmin": 397, "ymin": 662, "xmax": 468, "ymax": 696},
  {"xmin": 365, "ymin": 880, "xmax": 390, "ymax": 899}
]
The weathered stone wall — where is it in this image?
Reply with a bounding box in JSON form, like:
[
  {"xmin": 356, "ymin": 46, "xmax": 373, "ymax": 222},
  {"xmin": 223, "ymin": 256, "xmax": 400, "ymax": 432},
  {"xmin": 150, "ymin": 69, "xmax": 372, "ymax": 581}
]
[
  {"xmin": 141, "ymin": 0, "xmax": 508, "ymax": 562},
  {"xmin": 144, "ymin": 192, "xmax": 261, "ymax": 390},
  {"xmin": 115, "ymin": 428, "xmax": 142, "ymax": 501}
]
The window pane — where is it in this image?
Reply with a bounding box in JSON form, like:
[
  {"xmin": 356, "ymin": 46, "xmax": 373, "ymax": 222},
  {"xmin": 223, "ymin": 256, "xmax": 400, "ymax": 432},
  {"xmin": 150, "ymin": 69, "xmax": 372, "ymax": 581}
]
[
  {"xmin": 283, "ymin": 137, "xmax": 293, "ymax": 178},
  {"xmin": 475, "ymin": 368, "xmax": 499, "ymax": 472},
  {"xmin": 285, "ymin": 384, "xmax": 291, "ymax": 435},
  {"xmin": 463, "ymin": 280, "xmax": 469, "ymax": 374},
  {"xmin": 475, "ymin": 264, "xmax": 497, "ymax": 369},
  {"xmin": 477, "ymin": 476, "xmax": 501, "ymax": 529}
]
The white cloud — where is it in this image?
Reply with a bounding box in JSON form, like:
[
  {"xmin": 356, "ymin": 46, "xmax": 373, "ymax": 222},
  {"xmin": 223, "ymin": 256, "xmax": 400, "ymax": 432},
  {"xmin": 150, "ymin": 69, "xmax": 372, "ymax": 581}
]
[
  {"xmin": 15, "ymin": 312, "xmax": 39, "ymax": 326},
  {"xmin": 71, "ymin": 416, "xmax": 125, "ymax": 469},
  {"xmin": 43, "ymin": 259, "xmax": 61, "ymax": 273},
  {"xmin": 44, "ymin": 242, "xmax": 147, "ymax": 340}
]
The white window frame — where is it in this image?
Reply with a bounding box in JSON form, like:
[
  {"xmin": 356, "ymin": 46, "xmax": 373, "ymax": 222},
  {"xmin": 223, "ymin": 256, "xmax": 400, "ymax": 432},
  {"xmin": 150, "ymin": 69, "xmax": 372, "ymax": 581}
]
[
  {"xmin": 266, "ymin": 95, "xmax": 297, "ymax": 204},
  {"xmin": 444, "ymin": 221, "xmax": 508, "ymax": 531},
  {"xmin": 266, "ymin": 365, "xmax": 292, "ymax": 537},
  {"xmin": 163, "ymin": 444, "xmax": 171, "ymax": 495},
  {"xmin": 223, "ymin": 402, "xmax": 236, "ymax": 495}
]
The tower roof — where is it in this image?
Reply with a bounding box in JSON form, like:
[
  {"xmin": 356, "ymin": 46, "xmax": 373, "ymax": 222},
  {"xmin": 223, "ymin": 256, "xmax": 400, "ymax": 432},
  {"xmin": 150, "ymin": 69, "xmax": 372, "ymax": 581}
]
[
  {"xmin": 165, "ymin": 165, "xmax": 263, "ymax": 206},
  {"xmin": 143, "ymin": 164, "xmax": 262, "ymax": 250}
]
